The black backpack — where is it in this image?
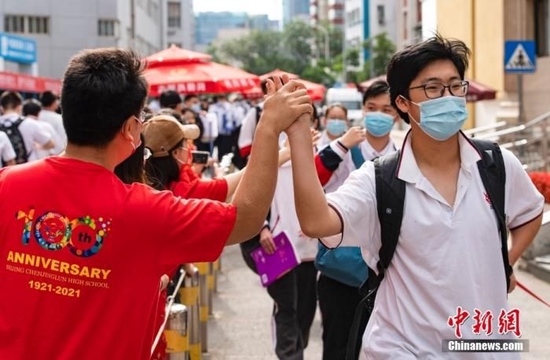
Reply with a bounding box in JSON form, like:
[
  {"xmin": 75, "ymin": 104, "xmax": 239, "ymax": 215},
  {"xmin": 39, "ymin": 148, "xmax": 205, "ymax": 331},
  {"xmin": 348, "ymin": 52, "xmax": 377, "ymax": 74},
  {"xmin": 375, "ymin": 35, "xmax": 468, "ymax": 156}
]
[
  {"xmin": 0, "ymin": 117, "xmax": 29, "ymax": 164},
  {"xmin": 231, "ymin": 105, "xmax": 262, "ymax": 170},
  {"xmin": 345, "ymin": 138, "xmax": 512, "ymax": 360}
]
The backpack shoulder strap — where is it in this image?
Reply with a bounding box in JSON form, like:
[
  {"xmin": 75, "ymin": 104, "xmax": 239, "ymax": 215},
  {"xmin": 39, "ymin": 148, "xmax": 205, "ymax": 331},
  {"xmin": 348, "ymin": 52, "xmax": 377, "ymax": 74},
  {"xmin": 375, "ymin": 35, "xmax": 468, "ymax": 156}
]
[
  {"xmin": 469, "ymin": 138, "xmax": 511, "ymax": 291},
  {"xmin": 374, "ymin": 149, "xmax": 406, "ymax": 282},
  {"xmin": 346, "ymin": 150, "xmax": 405, "ymax": 360},
  {"xmin": 14, "ymin": 117, "xmax": 25, "ymax": 126},
  {"xmin": 350, "ymin": 146, "xmax": 366, "ymax": 169}
]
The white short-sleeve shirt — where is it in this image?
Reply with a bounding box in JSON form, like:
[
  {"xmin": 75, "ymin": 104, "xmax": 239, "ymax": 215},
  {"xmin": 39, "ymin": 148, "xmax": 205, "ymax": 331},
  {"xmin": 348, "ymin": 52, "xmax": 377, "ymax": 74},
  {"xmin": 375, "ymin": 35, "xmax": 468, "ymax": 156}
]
[
  {"xmin": 0, "ymin": 114, "xmax": 52, "ymax": 162},
  {"xmin": 270, "ymin": 160, "xmax": 318, "ymax": 261},
  {"xmin": 0, "ymin": 132, "xmax": 16, "ymax": 165},
  {"xmin": 324, "ymin": 131, "xmax": 544, "ymax": 359},
  {"xmin": 320, "ymin": 135, "xmax": 397, "ymax": 193}
]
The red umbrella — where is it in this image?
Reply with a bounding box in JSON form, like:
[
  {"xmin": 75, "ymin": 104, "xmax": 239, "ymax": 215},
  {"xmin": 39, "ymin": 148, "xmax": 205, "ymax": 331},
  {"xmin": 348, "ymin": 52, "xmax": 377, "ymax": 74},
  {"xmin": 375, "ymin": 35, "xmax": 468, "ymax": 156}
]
[
  {"xmin": 144, "ymin": 61, "xmax": 260, "ymax": 96},
  {"xmin": 259, "ymin": 69, "xmax": 326, "ymax": 102},
  {"xmin": 359, "ymin": 75, "xmax": 496, "ymax": 103},
  {"xmin": 145, "ymin": 44, "xmax": 211, "ymax": 68}
]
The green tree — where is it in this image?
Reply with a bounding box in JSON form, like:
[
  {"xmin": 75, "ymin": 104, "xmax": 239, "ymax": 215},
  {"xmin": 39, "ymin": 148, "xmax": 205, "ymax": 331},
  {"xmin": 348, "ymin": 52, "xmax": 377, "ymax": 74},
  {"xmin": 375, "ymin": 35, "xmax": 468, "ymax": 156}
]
[
  {"xmin": 206, "ymin": 19, "xmax": 345, "ymax": 85},
  {"xmin": 281, "ymin": 20, "xmax": 315, "ymax": 74},
  {"xmin": 363, "ymin": 32, "xmax": 396, "ymax": 78}
]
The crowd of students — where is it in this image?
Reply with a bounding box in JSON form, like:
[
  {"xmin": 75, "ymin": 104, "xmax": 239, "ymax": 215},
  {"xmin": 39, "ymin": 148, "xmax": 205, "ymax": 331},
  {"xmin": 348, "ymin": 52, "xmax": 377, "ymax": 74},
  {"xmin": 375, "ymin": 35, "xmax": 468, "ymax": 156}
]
[{"xmin": 0, "ymin": 35, "xmax": 544, "ymax": 360}]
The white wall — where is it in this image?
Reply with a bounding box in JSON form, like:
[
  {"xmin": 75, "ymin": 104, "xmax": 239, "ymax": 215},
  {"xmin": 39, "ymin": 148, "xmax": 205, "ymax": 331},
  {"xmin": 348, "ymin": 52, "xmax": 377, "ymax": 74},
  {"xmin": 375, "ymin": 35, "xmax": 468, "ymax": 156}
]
[
  {"xmin": 421, "ymin": 0, "xmax": 437, "ymax": 40},
  {"xmin": 0, "ymin": 0, "xmax": 164, "ymax": 78}
]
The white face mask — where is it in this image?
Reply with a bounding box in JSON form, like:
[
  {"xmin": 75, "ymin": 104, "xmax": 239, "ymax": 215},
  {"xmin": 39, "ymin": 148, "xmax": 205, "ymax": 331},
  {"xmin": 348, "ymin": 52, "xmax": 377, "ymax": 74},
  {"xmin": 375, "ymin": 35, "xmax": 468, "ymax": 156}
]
[{"xmin": 173, "ymin": 146, "xmax": 189, "ymax": 166}]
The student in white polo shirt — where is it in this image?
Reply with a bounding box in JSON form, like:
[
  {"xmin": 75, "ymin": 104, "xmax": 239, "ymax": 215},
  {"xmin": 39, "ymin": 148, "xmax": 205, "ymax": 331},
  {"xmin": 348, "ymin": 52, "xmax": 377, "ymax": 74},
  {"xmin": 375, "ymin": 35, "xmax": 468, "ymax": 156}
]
[
  {"xmin": 312, "ymin": 82, "xmax": 400, "ymax": 360},
  {"xmin": 0, "ymin": 132, "xmax": 16, "ymax": 167},
  {"xmin": 287, "ymin": 35, "xmax": 544, "ymax": 359},
  {"xmin": 0, "ymin": 91, "xmax": 54, "ymax": 163}
]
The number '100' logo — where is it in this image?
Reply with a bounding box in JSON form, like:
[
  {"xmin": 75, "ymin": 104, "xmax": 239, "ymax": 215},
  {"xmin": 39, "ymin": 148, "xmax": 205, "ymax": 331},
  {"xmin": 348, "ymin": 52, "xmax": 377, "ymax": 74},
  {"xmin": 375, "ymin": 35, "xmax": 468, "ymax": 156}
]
[{"xmin": 17, "ymin": 209, "xmax": 112, "ymax": 258}]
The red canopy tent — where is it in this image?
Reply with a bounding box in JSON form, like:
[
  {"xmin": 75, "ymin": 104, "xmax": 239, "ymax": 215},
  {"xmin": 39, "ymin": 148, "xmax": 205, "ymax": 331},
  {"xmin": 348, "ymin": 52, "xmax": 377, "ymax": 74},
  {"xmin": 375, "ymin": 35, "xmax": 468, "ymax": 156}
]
[
  {"xmin": 143, "ymin": 45, "xmax": 260, "ymax": 96},
  {"xmin": 259, "ymin": 69, "xmax": 326, "ymax": 102},
  {"xmin": 359, "ymin": 75, "xmax": 497, "ymax": 103},
  {"xmin": 0, "ymin": 71, "xmax": 61, "ymax": 94},
  {"xmin": 145, "ymin": 44, "xmax": 212, "ymax": 67},
  {"xmin": 145, "ymin": 62, "xmax": 260, "ymax": 97}
]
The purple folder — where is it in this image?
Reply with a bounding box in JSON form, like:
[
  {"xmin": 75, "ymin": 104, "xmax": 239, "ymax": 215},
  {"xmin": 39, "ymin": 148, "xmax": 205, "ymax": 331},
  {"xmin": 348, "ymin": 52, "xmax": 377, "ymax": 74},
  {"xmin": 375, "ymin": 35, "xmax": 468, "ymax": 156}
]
[{"xmin": 251, "ymin": 231, "xmax": 300, "ymax": 287}]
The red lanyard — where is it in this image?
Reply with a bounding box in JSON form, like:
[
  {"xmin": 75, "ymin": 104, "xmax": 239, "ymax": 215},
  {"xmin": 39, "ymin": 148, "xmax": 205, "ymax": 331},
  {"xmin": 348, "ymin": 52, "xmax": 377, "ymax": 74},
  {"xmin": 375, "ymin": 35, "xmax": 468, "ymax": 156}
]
[{"xmin": 517, "ymin": 280, "xmax": 550, "ymax": 308}]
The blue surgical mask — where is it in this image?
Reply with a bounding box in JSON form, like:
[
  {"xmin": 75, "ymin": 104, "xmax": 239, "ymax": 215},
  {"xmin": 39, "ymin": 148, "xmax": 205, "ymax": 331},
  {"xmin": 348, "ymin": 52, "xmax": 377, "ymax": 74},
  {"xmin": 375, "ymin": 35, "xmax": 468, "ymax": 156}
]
[
  {"xmin": 407, "ymin": 96, "xmax": 468, "ymax": 141},
  {"xmin": 191, "ymin": 104, "xmax": 202, "ymax": 113},
  {"xmin": 326, "ymin": 119, "xmax": 348, "ymax": 136},
  {"xmin": 364, "ymin": 111, "xmax": 394, "ymax": 137}
]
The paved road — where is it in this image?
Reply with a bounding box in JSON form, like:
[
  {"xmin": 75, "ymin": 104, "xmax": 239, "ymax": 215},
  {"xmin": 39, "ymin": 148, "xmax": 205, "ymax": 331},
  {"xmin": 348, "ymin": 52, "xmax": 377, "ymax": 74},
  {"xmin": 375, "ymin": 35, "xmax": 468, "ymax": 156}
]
[{"xmin": 203, "ymin": 245, "xmax": 550, "ymax": 360}]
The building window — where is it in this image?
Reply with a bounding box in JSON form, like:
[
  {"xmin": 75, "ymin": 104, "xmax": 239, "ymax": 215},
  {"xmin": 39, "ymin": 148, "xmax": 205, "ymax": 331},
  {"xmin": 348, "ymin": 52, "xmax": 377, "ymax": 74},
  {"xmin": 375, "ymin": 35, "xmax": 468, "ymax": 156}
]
[
  {"xmin": 4, "ymin": 15, "xmax": 50, "ymax": 35},
  {"xmin": 98, "ymin": 19, "xmax": 116, "ymax": 37},
  {"xmin": 4, "ymin": 15, "xmax": 25, "ymax": 33},
  {"xmin": 377, "ymin": 5, "xmax": 385, "ymax": 26},
  {"xmin": 168, "ymin": 1, "xmax": 181, "ymax": 28},
  {"xmin": 28, "ymin": 16, "xmax": 49, "ymax": 34}
]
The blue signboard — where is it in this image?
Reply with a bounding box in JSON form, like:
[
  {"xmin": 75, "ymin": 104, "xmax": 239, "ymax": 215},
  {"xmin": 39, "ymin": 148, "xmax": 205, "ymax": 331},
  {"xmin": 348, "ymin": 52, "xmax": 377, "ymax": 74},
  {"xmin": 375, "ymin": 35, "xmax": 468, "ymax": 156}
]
[
  {"xmin": 0, "ymin": 32, "xmax": 37, "ymax": 64},
  {"xmin": 504, "ymin": 40, "xmax": 536, "ymax": 74}
]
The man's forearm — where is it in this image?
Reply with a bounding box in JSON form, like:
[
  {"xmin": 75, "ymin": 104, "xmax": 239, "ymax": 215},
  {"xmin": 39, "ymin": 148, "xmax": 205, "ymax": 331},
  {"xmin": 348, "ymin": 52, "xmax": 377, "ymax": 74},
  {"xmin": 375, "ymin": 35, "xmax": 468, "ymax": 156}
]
[{"xmin": 228, "ymin": 123, "xmax": 280, "ymax": 244}]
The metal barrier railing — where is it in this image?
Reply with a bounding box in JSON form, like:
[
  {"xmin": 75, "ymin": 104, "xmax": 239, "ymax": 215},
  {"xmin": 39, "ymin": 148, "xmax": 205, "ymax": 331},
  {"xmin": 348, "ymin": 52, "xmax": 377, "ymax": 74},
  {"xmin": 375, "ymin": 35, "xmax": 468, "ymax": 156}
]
[
  {"xmin": 464, "ymin": 120, "xmax": 508, "ymax": 137},
  {"xmin": 472, "ymin": 111, "xmax": 550, "ymax": 172},
  {"xmin": 180, "ymin": 266, "xmax": 201, "ymax": 360}
]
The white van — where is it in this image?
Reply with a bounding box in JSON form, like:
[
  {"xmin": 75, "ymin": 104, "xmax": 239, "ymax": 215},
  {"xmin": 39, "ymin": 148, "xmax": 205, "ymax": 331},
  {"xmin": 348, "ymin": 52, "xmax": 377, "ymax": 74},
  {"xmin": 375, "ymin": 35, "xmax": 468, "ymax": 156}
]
[{"xmin": 325, "ymin": 88, "xmax": 364, "ymax": 125}]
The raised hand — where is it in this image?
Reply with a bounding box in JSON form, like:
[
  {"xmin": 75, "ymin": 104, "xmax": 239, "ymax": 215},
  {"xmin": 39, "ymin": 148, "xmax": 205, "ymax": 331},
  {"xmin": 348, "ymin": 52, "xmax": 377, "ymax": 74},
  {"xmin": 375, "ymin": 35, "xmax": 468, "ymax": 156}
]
[
  {"xmin": 261, "ymin": 76, "xmax": 313, "ymax": 134},
  {"xmin": 339, "ymin": 126, "xmax": 366, "ymax": 149},
  {"xmin": 311, "ymin": 129, "xmax": 321, "ymax": 148}
]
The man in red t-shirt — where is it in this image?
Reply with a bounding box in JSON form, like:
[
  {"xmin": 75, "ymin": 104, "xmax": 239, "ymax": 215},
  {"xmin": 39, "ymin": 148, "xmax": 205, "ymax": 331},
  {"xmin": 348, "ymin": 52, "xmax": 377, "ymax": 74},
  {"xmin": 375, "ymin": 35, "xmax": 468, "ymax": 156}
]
[{"xmin": 0, "ymin": 48, "xmax": 312, "ymax": 360}]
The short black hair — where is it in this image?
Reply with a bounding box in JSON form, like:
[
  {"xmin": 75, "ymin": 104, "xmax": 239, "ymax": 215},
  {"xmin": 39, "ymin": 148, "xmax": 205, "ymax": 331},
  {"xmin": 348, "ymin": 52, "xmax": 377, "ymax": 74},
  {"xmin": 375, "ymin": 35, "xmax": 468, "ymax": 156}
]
[
  {"xmin": 0, "ymin": 91, "xmax": 23, "ymax": 110},
  {"xmin": 387, "ymin": 34, "xmax": 471, "ymax": 123},
  {"xmin": 61, "ymin": 48, "xmax": 148, "ymax": 146},
  {"xmin": 22, "ymin": 99, "xmax": 42, "ymax": 117},
  {"xmin": 160, "ymin": 90, "xmax": 181, "ymax": 109},
  {"xmin": 183, "ymin": 94, "xmax": 198, "ymax": 102},
  {"xmin": 363, "ymin": 80, "xmax": 390, "ymax": 105},
  {"xmin": 40, "ymin": 91, "xmax": 58, "ymax": 107}
]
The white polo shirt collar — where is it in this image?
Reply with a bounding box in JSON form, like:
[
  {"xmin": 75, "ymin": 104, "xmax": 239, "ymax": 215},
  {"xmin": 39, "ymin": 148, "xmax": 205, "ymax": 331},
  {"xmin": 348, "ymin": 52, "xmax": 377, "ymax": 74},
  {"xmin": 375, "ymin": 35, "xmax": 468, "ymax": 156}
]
[{"xmin": 396, "ymin": 130, "xmax": 482, "ymax": 184}]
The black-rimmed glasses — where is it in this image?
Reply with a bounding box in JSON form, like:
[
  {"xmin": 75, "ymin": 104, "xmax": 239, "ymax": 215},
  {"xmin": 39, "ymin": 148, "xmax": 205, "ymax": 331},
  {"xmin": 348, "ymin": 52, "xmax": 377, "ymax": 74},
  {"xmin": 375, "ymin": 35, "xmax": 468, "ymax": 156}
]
[{"xmin": 408, "ymin": 80, "xmax": 469, "ymax": 99}]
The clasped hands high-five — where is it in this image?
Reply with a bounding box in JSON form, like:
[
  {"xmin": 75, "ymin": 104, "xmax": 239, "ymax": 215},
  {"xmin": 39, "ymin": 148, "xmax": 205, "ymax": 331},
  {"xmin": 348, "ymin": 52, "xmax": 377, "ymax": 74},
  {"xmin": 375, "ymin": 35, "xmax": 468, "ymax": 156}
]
[{"xmin": 262, "ymin": 75, "xmax": 314, "ymax": 135}]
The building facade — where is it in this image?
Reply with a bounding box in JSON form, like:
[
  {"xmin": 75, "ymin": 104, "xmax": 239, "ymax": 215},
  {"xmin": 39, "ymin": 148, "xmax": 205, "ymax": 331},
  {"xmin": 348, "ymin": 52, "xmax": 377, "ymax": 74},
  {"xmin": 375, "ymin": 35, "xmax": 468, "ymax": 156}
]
[
  {"xmin": 328, "ymin": 0, "xmax": 345, "ymax": 28},
  {"xmin": 310, "ymin": 0, "xmax": 329, "ymax": 26},
  {"xmin": 194, "ymin": 12, "xmax": 248, "ymax": 52},
  {"xmin": 422, "ymin": 0, "xmax": 550, "ymax": 128},
  {"xmin": 166, "ymin": 0, "xmax": 194, "ymax": 49},
  {"xmin": 0, "ymin": 0, "xmax": 165, "ymax": 79},
  {"xmin": 345, "ymin": 0, "xmax": 398, "ymax": 68},
  {"xmin": 194, "ymin": 12, "xmax": 275, "ymax": 53},
  {"xmin": 395, "ymin": 0, "xmax": 423, "ymax": 50},
  {"xmin": 283, "ymin": 0, "xmax": 310, "ymax": 27}
]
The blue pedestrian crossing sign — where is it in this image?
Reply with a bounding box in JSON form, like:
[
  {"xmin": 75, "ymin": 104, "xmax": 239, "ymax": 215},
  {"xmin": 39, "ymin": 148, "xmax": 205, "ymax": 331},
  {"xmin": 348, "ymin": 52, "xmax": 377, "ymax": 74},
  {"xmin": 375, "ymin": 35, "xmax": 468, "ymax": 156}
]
[{"xmin": 504, "ymin": 40, "xmax": 536, "ymax": 73}]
